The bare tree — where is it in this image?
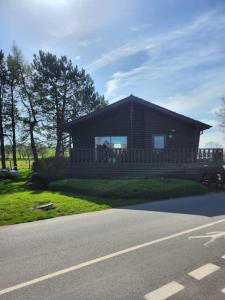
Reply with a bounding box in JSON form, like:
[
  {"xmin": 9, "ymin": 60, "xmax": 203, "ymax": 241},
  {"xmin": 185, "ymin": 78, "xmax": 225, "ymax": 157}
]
[
  {"xmin": 218, "ymin": 97, "xmax": 225, "ymax": 136},
  {"xmin": 18, "ymin": 63, "xmax": 39, "ymax": 164},
  {"xmin": 6, "ymin": 45, "xmax": 22, "ymax": 169},
  {"xmin": 205, "ymin": 141, "xmax": 222, "ymax": 148},
  {"xmin": 0, "ymin": 50, "xmax": 7, "ymax": 168}
]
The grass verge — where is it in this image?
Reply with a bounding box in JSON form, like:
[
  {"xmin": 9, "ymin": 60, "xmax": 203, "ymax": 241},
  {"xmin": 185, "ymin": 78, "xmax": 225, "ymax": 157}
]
[{"xmin": 0, "ymin": 172, "xmax": 206, "ymax": 226}]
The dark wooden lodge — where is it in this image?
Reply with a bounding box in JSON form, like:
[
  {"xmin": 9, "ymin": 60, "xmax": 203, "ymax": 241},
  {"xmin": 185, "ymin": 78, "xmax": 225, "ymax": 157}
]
[{"xmin": 64, "ymin": 95, "xmax": 223, "ymax": 178}]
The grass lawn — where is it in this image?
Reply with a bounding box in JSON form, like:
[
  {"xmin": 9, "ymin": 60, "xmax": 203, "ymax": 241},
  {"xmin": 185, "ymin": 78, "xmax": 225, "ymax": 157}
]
[
  {"xmin": 0, "ymin": 170, "xmax": 206, "ymax": 226},
  {"xmin": 0, "ymin": 171, "xmax": 110, "ymax": 226},
  {"xmin": 49, "ymin": 178, "xmax": 206, "ymax": 199}
]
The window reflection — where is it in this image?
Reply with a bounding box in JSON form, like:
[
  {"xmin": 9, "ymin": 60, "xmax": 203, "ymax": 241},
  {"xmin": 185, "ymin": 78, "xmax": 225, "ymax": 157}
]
[
  {"xmin": 95, "ymin": 136, "xmax": 127, "ymax": 149},
  {"xmin": 111, "ymin": 136, "xmax": 127, "ymax": 149},
  {"xmin": 95, "ymin": 137, "xmax": 110, "ymax": 149},
  {"xmin": 153, "ymin": 135, "xmax": 165, "ymax": 149}
]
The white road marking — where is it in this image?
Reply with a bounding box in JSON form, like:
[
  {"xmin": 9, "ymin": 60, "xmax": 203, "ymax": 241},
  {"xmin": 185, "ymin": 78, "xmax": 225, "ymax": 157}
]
[
  {"xmin": 188, "ymin": 231, "xmax": 225, "ymax": 246},
  {"xmin": 221, "ymin": 255, "xmax": 225, "ymax": 259},
  {"xmin": 144, "ymin": 281, "xmax": 184, "ymax": 300},
  {"xmin": 1, "ymin": 217, "xmax": 225, "ymax": 295},
  {"xmin": 222, "ymin": 288, "xmax": 225, "ymax": 294},
  {"xmin": 188, "ymin": 263, "xmax": 220, "ymax": 280}
]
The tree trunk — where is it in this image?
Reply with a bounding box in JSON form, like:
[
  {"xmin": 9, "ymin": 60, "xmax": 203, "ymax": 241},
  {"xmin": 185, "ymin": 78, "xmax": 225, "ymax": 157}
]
[
  {"xmin": 0, "ymin": 87, "xmax": 6, "ymax": 169},
  {"xmin": 10, "ymin": 84, "xmax": 17, "ymax": 169},
  {"xmin": 55, "ymin": 129, "xmax": 62, "ymax": 158},
  {"xmin": 29, "ymin": 124, "xmax": 38, "ymax": 164}
]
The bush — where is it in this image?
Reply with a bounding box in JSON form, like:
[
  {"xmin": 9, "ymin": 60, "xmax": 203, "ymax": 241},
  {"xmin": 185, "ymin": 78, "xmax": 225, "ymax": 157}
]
[
  {"xmin": 28, "ymin": 173, "xmax": 53, "ymax": 189},
  {"xmin": 48, "ymin": 178, "xmax": 206, "ymax": 200},
  {"xmin": 32, "ymin": 157, "xmax": 69, "ymax": 181}
]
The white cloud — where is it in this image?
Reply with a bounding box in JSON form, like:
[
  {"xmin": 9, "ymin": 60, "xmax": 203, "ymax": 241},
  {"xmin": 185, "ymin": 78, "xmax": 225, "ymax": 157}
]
[
  {"xmin": 102, "ymin": 9, "xmax": 225, "ymax": 114},
  {"xmin": 88, "ymin": 9, "xmax": 225, "ymax": 73},
  {"xmin": 200, "ymin": 130, "xmax": 225, "ymax": 148},
  {"xmin": 130, "ymin": 23, "xmax": 152, "ymax": 32},
  {"xmin": 1, "ymin": 0, "xmax": 126, "ymax": 59},
  {"xmin": 105, "ymin": 66, "xmax": 146, "ymax": 98},
  {"xmin": 87, "ymin": 40, "xmax": 155, "ymax": 73},
  {"xmin": 211, "ymin": 105, "xmax": 223, "ymax": 115},
  {"xmin": 199, "ymin": 119, "xmax": 219, "ymax": 127},
  {"xmin": 162, "ymin": 77, "xmax": 225, "ymax": 114}
]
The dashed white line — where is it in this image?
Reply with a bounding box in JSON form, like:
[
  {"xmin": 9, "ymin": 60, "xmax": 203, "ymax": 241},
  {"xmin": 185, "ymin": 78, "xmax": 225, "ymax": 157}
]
[
  {"xmin": 188, "ymin": 263, "xmax": 220, "ymax": 280},
  {"xmin": 144, "ymin": 281, "xmax": 184, "ymax": 300},
  {"xmin": 222, "ymin": 288, "xmax": 225, "ymax": 294},
  {"xmin": 221, "ymin": 255, "xmax": 225, "ymax": 260},
  {"xmin": 1, "ymin": 217, "xmax": 225, "ymax": 295}
]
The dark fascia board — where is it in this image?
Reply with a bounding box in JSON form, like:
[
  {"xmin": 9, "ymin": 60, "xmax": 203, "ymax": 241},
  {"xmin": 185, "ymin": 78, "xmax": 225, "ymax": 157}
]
[{"xmin": 63, "ymin": 95, "xmax": 211, "ymax": 131}]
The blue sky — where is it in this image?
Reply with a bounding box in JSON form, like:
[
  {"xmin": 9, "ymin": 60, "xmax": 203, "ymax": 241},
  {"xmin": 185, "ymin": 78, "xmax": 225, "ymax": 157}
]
[{"xmin": 1, "ymin": 0, "xmax": 225, "ymax": 147}]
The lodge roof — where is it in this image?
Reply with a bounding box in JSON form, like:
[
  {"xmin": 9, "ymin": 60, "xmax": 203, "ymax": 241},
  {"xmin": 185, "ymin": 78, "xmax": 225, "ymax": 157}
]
[{"xmin": 63, "ymin": 95, "xmax": 211, "ymax": 131}]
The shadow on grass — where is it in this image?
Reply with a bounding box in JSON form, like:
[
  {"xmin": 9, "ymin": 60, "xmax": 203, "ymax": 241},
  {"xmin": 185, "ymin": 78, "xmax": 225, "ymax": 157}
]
[
  {"xmin": 29, "ymin": 188, "xmax": 153, "ymax": 208},
  {"xmin": 30, "ymin": 188, "xmax": 225, "ymax": 218},
  {"xmin": 0, "ymin": 170, "xmax": 33, "ymax": 194}
]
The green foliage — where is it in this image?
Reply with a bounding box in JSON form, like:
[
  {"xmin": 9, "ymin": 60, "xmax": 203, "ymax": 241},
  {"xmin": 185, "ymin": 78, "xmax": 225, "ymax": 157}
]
[
  {"xmin": 0, "ymin": 46, "xmax": 106, "ymax": 164},
  {"xmin": 32, "ymin": 50, "xmax": 107, "ymax": 156},
  {"xmin": 49, "ymin": 178, "xmax": 206, "ymax": 199}
]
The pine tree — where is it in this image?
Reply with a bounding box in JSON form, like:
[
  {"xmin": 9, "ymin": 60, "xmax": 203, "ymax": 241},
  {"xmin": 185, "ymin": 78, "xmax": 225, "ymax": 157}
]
[{"xmin": 33, "ymin": 51, "xmax": 107, "ymax": 157}]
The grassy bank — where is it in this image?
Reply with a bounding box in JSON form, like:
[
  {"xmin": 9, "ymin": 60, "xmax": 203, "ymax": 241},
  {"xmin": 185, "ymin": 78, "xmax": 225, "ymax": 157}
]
[
  {"xmin": 49, "ymin": 178, "xmax": 206, "ymax": 199},
  {"xmin": 0, "ymin": 171, "xmax": 206, "ymax": 226}
]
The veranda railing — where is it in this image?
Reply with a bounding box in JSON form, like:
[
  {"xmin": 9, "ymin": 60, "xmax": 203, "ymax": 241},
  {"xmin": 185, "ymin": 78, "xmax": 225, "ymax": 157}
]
[{"xmin": 71, "ymin": 148, "xmax": 224, "ymax": 166}]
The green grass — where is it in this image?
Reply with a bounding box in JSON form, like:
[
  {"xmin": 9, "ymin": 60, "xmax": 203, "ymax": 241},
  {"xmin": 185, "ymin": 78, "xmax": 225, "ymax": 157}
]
[
  {"xmin": 0, "ymin": 190, "xmax": 111, "ymax": 226},
  {"xmin": 49, "ymin": 178, "xmax": 206, "ymax": 199},
  {"xmin": 0, "ymin": 171, "xmax": 111, "ymax": 225},
  {"xmin": 0, "ymin": 170, "xmax": 206, "ymax": 226}
]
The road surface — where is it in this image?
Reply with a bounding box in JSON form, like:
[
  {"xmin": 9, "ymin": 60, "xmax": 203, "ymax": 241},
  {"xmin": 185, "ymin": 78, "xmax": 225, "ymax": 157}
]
[{"xmin": 1, "ymin": 192, "xmax": 225, "ymax": 299}]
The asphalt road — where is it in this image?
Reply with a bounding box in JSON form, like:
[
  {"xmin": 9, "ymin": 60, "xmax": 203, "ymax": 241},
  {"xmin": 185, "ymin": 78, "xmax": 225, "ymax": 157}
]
[{"xmin": 1, "ymin": 192, "xmax": 225, "ymax": 299}]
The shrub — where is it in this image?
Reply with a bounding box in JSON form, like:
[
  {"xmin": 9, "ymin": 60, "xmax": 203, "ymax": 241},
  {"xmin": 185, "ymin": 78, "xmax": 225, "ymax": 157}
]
[{"xmin": 32, "ymin": 157, "xmax": 69, "ymax": 181}]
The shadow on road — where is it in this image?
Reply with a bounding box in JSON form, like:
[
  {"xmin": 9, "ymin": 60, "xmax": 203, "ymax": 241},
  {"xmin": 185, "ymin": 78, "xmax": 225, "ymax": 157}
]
[{"xmin": 122, "ymin": 192, "xmax": 225, "ymax": 217}]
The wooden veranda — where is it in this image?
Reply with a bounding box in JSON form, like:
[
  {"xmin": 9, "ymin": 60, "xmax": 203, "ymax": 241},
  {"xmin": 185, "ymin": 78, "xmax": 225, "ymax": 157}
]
[{"xmin": 68, "ymin": 148, "xmax": 224, "ymax": 179}]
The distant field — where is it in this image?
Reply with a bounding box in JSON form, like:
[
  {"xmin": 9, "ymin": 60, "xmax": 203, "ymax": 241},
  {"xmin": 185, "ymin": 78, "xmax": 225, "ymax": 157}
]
[
  {"xmin": 1, "ymin": 147, "xmax": 70, "ymax": 170},
  {"xmin": 2, "ymin": 159, "xmax": 34, "ymax": 170}
]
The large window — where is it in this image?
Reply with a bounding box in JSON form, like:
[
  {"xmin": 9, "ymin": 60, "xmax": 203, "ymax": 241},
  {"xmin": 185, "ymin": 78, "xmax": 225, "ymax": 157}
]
[
  {"xmin": 95, "ymin": 136, "xmax": 127, "ymax": 149},
  {"xmin": 153, "ymin": 135, "xmax": 165, "ymax": 149}
]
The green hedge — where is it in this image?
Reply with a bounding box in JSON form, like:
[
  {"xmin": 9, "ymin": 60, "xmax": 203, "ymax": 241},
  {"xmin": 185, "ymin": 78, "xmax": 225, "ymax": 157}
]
[{"xmin": 48, "ymin": 178, "xmax": 206, "ymax": 200}]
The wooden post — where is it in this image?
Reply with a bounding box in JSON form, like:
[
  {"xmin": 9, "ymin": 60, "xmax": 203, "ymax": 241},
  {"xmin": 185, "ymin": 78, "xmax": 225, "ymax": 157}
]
[{"xmin": 130, "ymin": 98, "xmax": 133, "ymax": 149}]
